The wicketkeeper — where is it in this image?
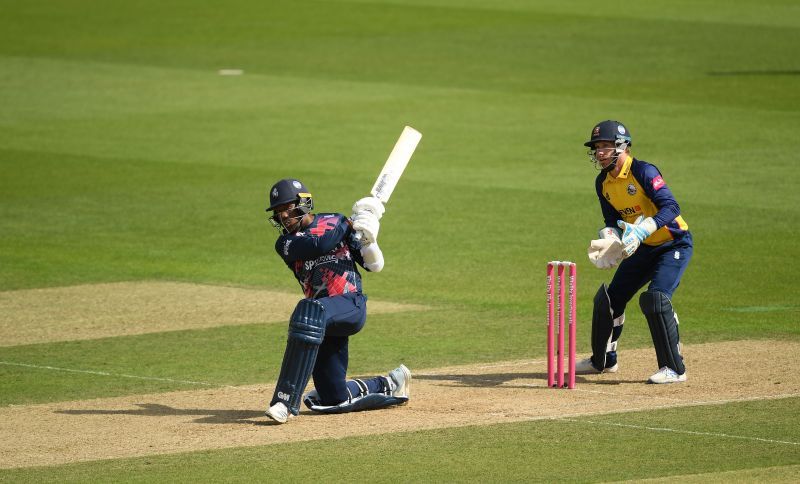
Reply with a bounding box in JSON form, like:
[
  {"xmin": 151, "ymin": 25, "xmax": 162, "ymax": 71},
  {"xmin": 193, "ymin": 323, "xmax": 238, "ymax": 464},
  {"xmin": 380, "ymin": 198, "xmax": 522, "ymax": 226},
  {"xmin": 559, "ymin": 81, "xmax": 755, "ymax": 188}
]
[
  {"xmin": 580, "ymin": 121, "xmax": 693, "ymax": 384},
  {"xmin": 264, "ymin": 178, "xmax": 410, "ymax": 423}
]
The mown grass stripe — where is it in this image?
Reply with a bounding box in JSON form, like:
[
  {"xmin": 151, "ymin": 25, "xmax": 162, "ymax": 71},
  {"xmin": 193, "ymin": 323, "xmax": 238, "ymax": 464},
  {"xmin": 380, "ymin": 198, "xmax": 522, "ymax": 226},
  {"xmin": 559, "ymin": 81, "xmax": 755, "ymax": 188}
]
[{"xmin": 562, "ymin": 418, "xmax": 800, "ymax": 446}]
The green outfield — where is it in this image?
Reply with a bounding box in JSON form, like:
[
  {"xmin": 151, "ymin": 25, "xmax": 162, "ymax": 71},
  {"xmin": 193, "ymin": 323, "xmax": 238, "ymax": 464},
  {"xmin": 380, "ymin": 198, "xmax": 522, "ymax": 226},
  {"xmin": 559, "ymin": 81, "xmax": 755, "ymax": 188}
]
[{"xmin": 1, "ymin": 0, "xmax": 799, "ymax": 481}]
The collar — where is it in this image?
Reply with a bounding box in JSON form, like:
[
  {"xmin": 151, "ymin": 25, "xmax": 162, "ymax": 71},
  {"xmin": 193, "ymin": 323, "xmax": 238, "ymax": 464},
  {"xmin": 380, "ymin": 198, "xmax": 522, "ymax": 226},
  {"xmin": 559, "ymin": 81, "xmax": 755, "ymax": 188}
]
[{"xmin": 611, "ymin": 154, "xmax": 633, "ymax": 180}]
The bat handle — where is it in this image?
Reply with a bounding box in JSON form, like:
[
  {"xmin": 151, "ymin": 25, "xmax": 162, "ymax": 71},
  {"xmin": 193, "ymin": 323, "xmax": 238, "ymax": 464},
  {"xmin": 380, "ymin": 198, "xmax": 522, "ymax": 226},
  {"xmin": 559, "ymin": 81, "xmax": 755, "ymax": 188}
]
[{"xmin": 353, "ymin": 230, "xmax": 363, "ymax": 242}]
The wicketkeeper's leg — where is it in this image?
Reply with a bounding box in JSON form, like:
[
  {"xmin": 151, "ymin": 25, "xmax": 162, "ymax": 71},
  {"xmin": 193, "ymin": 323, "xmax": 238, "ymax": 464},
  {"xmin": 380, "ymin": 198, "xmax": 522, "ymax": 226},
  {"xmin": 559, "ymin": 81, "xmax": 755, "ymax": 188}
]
[
  {"xmin": 640, "ymin": 290, "xmax": 685, "ymax": 375},
  {"xmin": 589, "ymin": 283, "xmax": 615, "ymax": 370}
]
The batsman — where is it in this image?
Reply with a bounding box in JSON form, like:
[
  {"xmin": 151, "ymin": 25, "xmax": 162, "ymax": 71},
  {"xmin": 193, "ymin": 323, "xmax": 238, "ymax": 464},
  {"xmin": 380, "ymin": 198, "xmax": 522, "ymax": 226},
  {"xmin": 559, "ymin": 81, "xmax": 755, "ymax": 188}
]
[
  {"xmin": 579, "ymin": 120, "xmax": 693, "ymax": 384},
  {"xmin": 264, "ymin": 178, "xmax": 410, "ymax": 423}
]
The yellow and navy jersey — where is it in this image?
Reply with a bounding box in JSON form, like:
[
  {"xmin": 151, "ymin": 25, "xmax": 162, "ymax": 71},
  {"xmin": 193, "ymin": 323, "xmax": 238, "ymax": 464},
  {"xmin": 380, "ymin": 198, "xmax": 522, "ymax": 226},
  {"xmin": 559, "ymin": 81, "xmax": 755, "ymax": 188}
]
[
  {"xmin": 275, "ymin": 213, "xmax": 364, "ymax": 298},
  {"xmin": 595, "ymin": 156, "xmax": 689, "ymax": 246}
]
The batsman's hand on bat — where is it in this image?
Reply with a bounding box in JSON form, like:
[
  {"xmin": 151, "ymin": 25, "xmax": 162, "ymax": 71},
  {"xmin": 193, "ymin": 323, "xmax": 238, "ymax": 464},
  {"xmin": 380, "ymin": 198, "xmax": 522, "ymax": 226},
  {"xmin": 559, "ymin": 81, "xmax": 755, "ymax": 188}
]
[
  {"xmin": 352, "ymin": 210, "xmax": 380, "ymax": 244},
  {"xmin": 617, "ymin": 215, "xmax": 657, "ymax": 258},
  {"xmin": 351, "ymin": 196, "xmax": 385, "ymax": 221}
]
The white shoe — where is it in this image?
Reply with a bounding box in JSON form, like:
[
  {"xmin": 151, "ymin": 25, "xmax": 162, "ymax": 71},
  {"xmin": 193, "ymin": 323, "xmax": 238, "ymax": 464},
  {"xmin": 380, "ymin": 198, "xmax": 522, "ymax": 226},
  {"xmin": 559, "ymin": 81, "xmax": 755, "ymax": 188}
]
[
  {"xmin": 648, "ymin": 366, "xmax": 687, "ymax": 384},
  {"xmin": 574, "ymin": 357, "xmax": 618, "ymax": 374},
  {"xmin": 265, "ymin": 401, "xmax": 291, "ymax": 423},
  {"xmin": 388, "ymin": 364, "xmax": 411, "ymax": 399}
]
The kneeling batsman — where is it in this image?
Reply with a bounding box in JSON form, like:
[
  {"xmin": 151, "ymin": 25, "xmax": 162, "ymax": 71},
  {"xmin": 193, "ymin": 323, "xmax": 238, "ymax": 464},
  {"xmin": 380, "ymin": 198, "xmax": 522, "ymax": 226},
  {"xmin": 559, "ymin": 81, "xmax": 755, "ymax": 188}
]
[{"xmin": 264, "ymin": 180, "xmax": 411, "ymax": 425}]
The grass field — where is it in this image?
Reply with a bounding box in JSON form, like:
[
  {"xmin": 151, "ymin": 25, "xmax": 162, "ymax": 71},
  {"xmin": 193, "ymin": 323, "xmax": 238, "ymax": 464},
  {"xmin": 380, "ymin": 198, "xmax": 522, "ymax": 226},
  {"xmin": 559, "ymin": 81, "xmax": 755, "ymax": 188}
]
[{"xmin": 1, "ymin": 0, "xmax": 799, "ymax": 481}]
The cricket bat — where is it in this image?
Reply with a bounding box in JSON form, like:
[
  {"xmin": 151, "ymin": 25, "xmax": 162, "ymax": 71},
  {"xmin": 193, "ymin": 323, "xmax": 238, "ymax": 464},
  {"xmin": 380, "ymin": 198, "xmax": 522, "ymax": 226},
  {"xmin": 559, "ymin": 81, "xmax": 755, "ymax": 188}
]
[{"xmin": 354, "ymin": 126, "xmax": 422, "ymax": 240}]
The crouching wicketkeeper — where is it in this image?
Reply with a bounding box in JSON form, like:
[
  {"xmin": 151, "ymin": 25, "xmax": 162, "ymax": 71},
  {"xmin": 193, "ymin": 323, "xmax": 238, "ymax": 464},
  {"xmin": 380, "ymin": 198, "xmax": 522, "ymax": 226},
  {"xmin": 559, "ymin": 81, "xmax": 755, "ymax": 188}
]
[{"xmin": 581, "ymin": 121, "xmax": 693, "ymax": 384}]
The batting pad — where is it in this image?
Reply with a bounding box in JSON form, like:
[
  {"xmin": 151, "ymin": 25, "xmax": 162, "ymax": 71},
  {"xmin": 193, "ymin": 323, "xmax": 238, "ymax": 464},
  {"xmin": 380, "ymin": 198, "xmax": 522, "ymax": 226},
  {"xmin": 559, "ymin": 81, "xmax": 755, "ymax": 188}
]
[
  {"xmin": 271, "ymin": 299, "xmax": 326, "ymax": 415},
  {"xmin": 639, "ymin": 290, "xmax": 685, "ymax": 375},
  {"xmin": 591, "ymin": 283, "xmax": 614, "ymax": 370}
]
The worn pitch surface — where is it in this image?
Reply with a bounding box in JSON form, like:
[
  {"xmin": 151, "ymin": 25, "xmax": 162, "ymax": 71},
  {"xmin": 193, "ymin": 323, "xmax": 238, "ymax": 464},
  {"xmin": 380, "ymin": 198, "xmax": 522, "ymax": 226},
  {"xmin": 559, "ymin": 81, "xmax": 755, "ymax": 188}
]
[{"xmin": 1, "ymin": 340, "xmax": 796, "ymax": 469}]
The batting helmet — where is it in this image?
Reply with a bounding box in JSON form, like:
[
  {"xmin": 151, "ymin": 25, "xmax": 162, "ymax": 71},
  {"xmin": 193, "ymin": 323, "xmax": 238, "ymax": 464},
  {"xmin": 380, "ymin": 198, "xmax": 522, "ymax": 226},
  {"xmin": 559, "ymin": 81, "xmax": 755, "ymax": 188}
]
[
  {"xmin": 267, "ymin": 178, "xmax": 313, "ymax": 212},
  {"xmin": 583, "ymin": 120, "xmax": 632, "ymax": 148}
]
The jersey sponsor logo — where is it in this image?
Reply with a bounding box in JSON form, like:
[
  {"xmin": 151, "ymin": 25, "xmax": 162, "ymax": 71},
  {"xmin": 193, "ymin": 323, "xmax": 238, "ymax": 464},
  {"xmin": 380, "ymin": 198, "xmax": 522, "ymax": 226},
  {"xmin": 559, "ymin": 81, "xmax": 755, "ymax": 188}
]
[
  {"xmin": 301, "ymin": 243, "xmax": 351, "ymax": 271},
  {"xmin": 304, "ymin": 253, "xmax": 339, "ymax": 271},
  {"xmin": 627, "ymin": 183, "xmax": 637, "ymax": 195},
  {"xmin": 652, "ymin": 175, "xmax": 665, "ymax": 191},
  {"xmin": 618, "ymin": 205, "xmax": 642, "ymax": 216}
]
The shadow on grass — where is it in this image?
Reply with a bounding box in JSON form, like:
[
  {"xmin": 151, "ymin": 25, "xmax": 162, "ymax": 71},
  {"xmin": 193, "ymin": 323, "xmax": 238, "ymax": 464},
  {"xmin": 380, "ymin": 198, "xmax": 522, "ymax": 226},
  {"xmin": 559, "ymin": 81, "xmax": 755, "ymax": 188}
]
[
  {"xmin": 56, "ymin": 404, "xmax": 268, "ymax": 425},
  {"xmin": 416, "ymin": 372, "xmax": 538, "ymax": 388},
  {"xmin": 416, "ymin": 372, "xmax": 640, "ymax": 387}
]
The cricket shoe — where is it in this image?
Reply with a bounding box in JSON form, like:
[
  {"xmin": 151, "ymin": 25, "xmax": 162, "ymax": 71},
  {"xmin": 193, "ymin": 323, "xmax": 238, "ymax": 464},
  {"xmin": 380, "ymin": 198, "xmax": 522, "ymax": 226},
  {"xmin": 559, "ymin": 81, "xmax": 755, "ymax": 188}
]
[
  {"xmin": 388, "ymin": 364, "xmax": 411, "ymax": 399},
  {"xmin": 574, "ymin": 357, "xmax": 618, "ymax": 374},
  {"xmin": 647, "ymin": 366, "xmax": 687, "ymax": 384},
  {"xmin": 265, "ymin": 401, "xmax": 292, "ymax": 424}
]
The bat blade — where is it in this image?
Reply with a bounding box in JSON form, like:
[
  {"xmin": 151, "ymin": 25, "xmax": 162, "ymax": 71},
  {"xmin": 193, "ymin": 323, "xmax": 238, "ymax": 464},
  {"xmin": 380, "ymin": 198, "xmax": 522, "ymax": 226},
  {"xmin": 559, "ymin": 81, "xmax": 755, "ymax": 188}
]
[{"xmin": 370, "ymin": 126, "xmax": 421, "ymax": 203}]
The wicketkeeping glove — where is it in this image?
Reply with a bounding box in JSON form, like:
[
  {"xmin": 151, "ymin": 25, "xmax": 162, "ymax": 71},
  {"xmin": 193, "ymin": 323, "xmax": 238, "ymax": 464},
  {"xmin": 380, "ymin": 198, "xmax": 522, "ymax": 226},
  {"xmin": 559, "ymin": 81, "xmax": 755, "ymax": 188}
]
[
  {"xmin": 617, "ymin": 216, "xmax": 658, "ymax": 258},
  {"xmin": 599, "ymin": 226, "xmax": 623, "ymax": 242},
  {"xmin": 588, "ymin": 239, "xmax": 623, "ymax": 269},
  {"xmin": 351, "ymin": 196, "xmax": 385, "ymax": 221}
]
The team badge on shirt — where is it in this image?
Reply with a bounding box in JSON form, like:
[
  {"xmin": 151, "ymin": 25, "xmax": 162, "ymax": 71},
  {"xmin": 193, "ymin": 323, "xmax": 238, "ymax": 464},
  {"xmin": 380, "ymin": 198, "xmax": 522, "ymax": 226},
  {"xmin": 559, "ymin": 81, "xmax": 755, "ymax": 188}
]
[{"xmin": 627, "ymin": 183, "xmax": 637, "ymax": 195}]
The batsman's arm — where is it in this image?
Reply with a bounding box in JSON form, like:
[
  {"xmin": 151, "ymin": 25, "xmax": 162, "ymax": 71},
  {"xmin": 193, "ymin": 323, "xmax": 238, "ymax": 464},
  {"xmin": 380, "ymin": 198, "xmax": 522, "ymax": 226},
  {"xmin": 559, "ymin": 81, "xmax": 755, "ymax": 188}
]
[
  {"xmin": 360, "ymin": 242, "xmax": 384, "ymax": 272},
  {"xmin": 275, "ymin": 218, "xmax": 349, "ymax": 262}
]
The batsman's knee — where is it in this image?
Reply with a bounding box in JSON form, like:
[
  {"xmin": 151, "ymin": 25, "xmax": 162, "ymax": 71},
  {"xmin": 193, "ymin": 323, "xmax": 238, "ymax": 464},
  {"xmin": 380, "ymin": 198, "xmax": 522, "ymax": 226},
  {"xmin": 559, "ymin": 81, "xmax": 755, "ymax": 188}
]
[
  {"xmin": 270, "ymin": 299, "xmax": 326, "ymax": 415},
  {"xmin": 289, "ymin": 299, "xmax": 326, "ymax": 344}
]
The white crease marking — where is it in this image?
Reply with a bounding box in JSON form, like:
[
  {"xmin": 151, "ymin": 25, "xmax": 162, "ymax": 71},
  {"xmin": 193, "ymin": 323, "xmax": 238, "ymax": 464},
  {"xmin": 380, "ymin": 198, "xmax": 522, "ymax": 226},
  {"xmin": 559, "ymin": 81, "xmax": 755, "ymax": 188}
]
[{"xmin": 0, "ymin": 361, "xmax": 222, "ymax": 387}]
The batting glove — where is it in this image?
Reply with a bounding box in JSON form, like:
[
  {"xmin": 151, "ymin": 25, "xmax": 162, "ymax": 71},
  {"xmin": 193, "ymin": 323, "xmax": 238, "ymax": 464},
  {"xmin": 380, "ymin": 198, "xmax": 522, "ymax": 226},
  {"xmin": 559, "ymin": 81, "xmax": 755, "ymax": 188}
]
[
  {"xmin": 617, "ymin": 216, "xmax": 658, "ymax": 258},
  {"xmin": 351, "ymin": 196, "xmax": 385, "ymax": 221},
  {"xmin": 352, "ymin": 211, "xmax": 380, "ymax": 244}
]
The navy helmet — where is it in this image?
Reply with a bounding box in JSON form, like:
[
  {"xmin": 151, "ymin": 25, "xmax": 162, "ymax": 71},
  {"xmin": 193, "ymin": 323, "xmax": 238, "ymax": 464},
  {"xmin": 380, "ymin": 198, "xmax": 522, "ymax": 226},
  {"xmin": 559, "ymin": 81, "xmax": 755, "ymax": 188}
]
[
  {"xmin": 583, "ymin": 120, "xmax": 632, "ymax": 148},
  {"xmin": 266, "ymin": 178, "xmax": 314, "ymax": 234},
  {"xmin": 267, "ymin": 178, "xmax": 313, "ymax": 212}
]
